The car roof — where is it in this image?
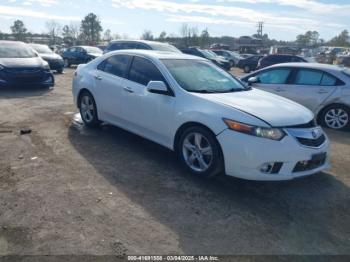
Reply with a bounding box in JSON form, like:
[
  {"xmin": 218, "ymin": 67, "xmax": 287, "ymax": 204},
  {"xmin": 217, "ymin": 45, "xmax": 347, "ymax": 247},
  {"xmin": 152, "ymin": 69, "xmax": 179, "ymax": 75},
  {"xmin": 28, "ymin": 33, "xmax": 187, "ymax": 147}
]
[
  {"xmin": 0, "ymin": 40, "xmax": 26, "ymax": 45},
  {"xmin": 107, "ymin": 49, "xmax": 206, "ymax": 60},
  {"xmin": 108, "ymin": 40, "xmax": 173, "ymax": 46},
  {"xmin": 268, "ymin": 62, "xmax": 345, "ymax": 72}
]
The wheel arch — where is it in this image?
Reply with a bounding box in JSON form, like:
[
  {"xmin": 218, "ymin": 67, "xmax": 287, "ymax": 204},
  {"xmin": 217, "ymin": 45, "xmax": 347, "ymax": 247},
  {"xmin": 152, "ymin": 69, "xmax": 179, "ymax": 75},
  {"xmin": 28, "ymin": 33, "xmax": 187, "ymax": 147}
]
[
  {"xmin": 173, "ymin": 122, "xmax": 224, "ymax": 155},
  {"xmin": 77, "ymin": 88, "xmax": 92, "ymax": 109}
]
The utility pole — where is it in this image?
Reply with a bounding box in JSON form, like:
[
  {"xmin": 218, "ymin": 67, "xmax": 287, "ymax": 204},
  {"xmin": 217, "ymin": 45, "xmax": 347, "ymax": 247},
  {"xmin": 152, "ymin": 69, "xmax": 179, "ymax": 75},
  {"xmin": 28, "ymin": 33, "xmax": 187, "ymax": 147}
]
[{"xmin": 256, "ymin": 21, "xmax": 264, "ymax": 38}]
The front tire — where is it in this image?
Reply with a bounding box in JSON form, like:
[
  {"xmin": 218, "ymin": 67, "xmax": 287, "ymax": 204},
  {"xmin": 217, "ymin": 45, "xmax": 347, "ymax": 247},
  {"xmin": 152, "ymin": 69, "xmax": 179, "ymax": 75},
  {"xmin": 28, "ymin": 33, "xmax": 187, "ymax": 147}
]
[
  {"xmin": 64, "ymin": 59, "xmax": 70, "ymax": 68},
  {"xmin": 79, "ymin": 91, "xmax": 100, "ymax": 127},
  {"xmin": 177, "ymin": 126, "xmax": 224, "ymax": 178},
  {"xmin": 319, "ymin": 104, "xmax": 350, "ymax": 130}
]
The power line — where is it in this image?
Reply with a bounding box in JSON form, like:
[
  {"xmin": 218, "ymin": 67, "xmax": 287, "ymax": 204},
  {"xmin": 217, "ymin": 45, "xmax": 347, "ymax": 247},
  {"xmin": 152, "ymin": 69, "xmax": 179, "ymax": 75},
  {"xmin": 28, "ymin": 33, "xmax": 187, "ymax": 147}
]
[{"xmin": 257, "ymin": 21, "xmax": 264, "ymax": 37}]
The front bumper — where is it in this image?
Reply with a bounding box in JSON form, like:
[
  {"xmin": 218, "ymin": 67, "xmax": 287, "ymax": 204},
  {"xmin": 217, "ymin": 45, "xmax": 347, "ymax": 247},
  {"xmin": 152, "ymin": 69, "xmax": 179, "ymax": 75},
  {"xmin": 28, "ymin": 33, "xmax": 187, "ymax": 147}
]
[
  {"xmin": 47, "ymin": 59, "xmax": 64, "ymax": 71},
  {"xmin": 0, "ymin": 71, "xmax": 54, "ymax": 88},
  {"xmin": 217, "ymin": 129, "xmax": 330, "ymax": 181}
]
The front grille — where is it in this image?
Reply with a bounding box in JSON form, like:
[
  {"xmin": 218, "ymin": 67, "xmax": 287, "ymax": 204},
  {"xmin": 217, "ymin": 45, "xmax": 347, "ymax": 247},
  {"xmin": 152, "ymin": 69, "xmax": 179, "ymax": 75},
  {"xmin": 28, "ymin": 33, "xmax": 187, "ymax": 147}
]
[
  {"xmin": 297, "ymin": 134, "xmax": 326, "ymax": 147},
  {"xmin": 286, "ymin": 120, "xmax": 317, "ymax": 129}
]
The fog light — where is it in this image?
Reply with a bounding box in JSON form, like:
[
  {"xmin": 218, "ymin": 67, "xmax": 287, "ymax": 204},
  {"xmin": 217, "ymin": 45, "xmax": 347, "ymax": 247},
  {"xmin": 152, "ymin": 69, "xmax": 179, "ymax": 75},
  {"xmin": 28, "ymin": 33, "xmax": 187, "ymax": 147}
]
[
  {"xmin": 260, "ymin": 163, "xmax": 274, "ymax": 173},
  {"xmin": 260, "ymin": 162, "xmax": 283, "ymax": 174}
]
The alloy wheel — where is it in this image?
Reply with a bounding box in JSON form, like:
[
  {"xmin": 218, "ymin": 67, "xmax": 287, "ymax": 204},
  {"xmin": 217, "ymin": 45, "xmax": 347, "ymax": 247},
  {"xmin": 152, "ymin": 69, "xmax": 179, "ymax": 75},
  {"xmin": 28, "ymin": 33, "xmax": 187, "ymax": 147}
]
[
  {"xmin": 80, "ymin": 95, "xmax": 95, "ymax": 123},
  {"xmin": 182, "ymin": 132, "xmax": 213, "ymax": 172},
  {"xmin": 325, "ymin": 108, "xmax": 349, "ymax": 129}
]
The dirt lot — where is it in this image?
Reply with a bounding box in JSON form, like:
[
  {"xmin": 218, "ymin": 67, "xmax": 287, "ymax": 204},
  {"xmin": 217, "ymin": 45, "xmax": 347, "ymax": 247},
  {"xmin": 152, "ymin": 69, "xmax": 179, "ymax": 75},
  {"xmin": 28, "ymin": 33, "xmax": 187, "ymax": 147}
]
[{"xmin": 0, "ymin": 68, "xmax": 349, "ymax": 256}]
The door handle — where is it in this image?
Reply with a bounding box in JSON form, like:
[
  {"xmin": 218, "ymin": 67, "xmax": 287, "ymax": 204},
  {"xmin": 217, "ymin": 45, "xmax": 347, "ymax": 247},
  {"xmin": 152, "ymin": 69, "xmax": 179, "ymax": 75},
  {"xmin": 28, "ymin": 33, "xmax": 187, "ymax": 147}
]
[
  {"xmin": 94, "ymin": 75, "xmax": 102, "ymax": 80},
  {"xmin": 123, "ymin": 86, "xmax": 134, "ymax": 93},
  {"xmin": 275, "ymin": 87, "xmax": 285, "ymax": 92},
  {"xmin": 318, "ymin": 89, "xmax": 329, "ymax": 94}
]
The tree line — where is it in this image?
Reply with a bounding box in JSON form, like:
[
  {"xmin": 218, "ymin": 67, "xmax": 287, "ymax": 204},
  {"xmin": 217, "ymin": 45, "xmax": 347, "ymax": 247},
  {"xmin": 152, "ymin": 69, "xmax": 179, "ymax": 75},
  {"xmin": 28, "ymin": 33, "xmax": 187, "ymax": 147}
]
[{"xmin": 1, "ymin": 12, "xmax": 349, "ymax": 49}]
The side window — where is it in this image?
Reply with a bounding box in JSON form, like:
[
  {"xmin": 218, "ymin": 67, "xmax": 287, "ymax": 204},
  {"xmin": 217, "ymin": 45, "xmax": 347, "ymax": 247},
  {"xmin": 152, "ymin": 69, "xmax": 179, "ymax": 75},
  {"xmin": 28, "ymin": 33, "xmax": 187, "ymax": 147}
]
[
  {"xmin": 128, "ymin": 57, "xmax": 166, "ymax": 86},
  {"xmin": 108, "ymin": 43, "xmax": 124, "ymax": 51},
  {"xmin": 291, "ymin": 56, "xmax": 302, "ymax": 62},
  {"xmin": 294, "ymin": 69, "xmax": 323, "ymax": 85},
  {"xmin": 98, "ymin": 55, "xmax": 130, "ymax": 78},
  {"xmin": 135, "ymin": 43, "xmax": 151, "ymax": 50},
  {"xmin": 321, "ymin": 73, "xmax": 337, "ymax": 86},
  {"xmin": 69, "ymin": 47, "xmax": 76, "ymax": 52},
  {"xmin": 123, "ymin": 43, "xmax": 138, "ymax": 49},
  {"xmin": 258, "ymin": 69, "xmax": 291, "ymax": 84}
]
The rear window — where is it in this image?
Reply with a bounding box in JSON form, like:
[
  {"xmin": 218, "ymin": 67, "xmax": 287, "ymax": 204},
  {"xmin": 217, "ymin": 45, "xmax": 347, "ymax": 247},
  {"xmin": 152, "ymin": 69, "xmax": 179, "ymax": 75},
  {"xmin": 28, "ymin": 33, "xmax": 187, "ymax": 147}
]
[{"xmin": 149, "ymin": 43, "xmax": 181, "ymax": 53}]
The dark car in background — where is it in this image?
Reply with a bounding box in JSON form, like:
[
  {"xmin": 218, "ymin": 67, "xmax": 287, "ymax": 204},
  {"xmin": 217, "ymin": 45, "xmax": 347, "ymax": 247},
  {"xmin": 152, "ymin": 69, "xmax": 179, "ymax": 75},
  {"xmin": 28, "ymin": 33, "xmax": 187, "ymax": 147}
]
[
  {"xmin": 236, "ymin": 55, "xmax": 263, "ymax": 73},
  {"xmin": 62, "ymin": 46, "xmax": 102, "ymax": 67},
  {"xmin": 104, "ymin": 40, "xmax": 181, "ymax": 54},
  {"xmin": 181, "ymin": 47, "xmax": 231, "ymax": 70},
  {"xmin": 256, "ymin": 54, "xmax": 307, "ymax": 70},
  {"xmin": 0, "ymin": 41, "xmax": 54, "ymax": 88},
  {"xmin": 29, "ymin": 43, "xmax": 64, "ymax": 73}
]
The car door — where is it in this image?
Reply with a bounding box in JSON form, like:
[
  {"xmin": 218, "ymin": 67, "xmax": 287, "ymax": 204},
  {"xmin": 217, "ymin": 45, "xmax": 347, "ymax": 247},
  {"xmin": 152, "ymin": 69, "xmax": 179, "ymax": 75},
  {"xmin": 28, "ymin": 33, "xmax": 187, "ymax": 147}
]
[
  {"xmin": 251, "ymin": 68, "xmax": 293, "ymax": 95},
  {"xmin": 121, "ymin": 56, "xmax": 176, "ymax": 147},
  {"xmin": 75, "ymin": 47, "xmax": 86, "ymax": 64},
  {"xmin": 280, "ymin": 68, "xmax": 338, "ymax": 111},
  {"xmin": 92, "ymin": 55, "xmax": 131, "ymax": 123}
]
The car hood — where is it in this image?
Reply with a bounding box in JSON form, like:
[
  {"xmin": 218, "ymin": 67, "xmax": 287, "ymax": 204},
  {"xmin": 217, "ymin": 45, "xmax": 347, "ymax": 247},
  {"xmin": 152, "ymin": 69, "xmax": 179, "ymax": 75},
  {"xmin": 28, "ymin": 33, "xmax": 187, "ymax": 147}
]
[
  {"xmin": 0, "ymin": 57, "xmax": 44, "ymax": 68},
  {"xmin": 195, "ymin": 88, "xmax": 314, "ymax": 127},
  {"xmin": 39, "ymin": 53, "xmax": 62, "ymax": 60}
]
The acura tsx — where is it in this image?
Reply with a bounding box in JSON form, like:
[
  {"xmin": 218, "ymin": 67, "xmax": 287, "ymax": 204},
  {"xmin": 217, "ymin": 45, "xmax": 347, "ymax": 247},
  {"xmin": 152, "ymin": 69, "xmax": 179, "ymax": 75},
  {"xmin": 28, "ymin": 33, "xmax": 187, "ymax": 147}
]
[{"xmin": 72, "ymin": 50, "xmax": 330, "ymax": 181}]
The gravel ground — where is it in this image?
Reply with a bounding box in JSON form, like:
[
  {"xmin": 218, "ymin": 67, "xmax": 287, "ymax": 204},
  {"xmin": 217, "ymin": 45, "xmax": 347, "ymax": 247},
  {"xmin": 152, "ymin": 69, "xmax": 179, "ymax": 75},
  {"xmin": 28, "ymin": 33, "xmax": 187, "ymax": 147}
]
[{"xmin": 0, "ymin": 68, "xmax": 349, "ymax": 257}]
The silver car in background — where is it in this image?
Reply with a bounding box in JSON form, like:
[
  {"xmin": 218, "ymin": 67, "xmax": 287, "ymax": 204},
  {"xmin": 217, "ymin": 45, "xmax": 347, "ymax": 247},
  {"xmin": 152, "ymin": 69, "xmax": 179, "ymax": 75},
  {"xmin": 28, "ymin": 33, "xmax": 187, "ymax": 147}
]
[{"xmin": 241, "ymin": 63, "xmax": 350, "ymax": 130}]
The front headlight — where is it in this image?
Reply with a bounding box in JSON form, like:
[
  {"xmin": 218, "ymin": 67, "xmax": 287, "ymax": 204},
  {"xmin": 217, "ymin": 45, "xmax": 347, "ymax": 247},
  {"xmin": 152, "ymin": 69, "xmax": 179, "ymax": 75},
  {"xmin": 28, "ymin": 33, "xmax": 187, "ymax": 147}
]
[
  {"xmin": 42, "ymin": 62, "xmax": 50, "ymax": 70},
  {"xmin": 223, "ymin": 119, "xmax": 285, "ymax": 141}
]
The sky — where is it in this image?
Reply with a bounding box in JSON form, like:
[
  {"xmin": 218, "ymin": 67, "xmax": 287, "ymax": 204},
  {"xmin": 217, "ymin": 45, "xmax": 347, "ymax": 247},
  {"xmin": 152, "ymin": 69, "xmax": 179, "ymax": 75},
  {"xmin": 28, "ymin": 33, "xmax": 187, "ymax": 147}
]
[{"xmin": 0, "ymin": 0, "xmax": 349, "ymax": 41}]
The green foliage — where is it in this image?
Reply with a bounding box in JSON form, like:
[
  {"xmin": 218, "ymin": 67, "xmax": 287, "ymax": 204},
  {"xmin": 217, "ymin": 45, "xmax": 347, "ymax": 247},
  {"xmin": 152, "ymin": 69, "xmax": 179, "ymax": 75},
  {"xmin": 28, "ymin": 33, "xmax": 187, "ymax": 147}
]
[
  {"xmin": 10, "ymin": 20, "xmax": 27, "ymax": 41},
  {"xmin": 80, "ymin": 13, "xmax": 103, "ymax": 45},
  {"xmin": 296, "ymin": 31, "xmax": 319, "ymax": 47},
  {"xmin": 328, "ymin": 30, "xmax": 350, "ymax": 47},
  {"xmin": 141, "ymin": 30, "xmax": 154, "ymax": 40}
]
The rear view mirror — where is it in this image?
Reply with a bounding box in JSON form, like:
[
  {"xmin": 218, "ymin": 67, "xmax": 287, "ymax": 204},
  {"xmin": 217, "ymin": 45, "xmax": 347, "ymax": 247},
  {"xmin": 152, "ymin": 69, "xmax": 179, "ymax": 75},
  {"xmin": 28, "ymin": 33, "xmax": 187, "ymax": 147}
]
[
  {"xmin": 248, "ymin": 76, "xmax": 260, "ymax": 85},
  {"xmin": 147, "ymin": 81, "xmax": 169, "ymax": 95}
]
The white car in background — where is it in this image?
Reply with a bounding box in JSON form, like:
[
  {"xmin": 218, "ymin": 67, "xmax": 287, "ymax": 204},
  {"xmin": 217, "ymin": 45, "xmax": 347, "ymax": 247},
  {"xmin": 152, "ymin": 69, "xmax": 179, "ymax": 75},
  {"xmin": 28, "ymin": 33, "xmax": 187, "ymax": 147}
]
[
  {"xmin": 72, "ymin": 50, "xmax": 329, "ymax": 181},
  {"xmin": 241, "ymin": 63, "xmax": 350, "ymax": 130}
]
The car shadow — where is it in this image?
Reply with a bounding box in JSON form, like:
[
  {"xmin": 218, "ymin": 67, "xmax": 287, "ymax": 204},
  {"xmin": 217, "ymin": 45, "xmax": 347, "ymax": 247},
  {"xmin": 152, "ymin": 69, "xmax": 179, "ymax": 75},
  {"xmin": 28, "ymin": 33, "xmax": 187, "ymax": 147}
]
[
  {"xmin": 68, "ymin": 117, "xmax": 350, "ymax": 254},
  {"xmin": 0, "ymin": 86, "xmax": 53, "ymax": 99}
]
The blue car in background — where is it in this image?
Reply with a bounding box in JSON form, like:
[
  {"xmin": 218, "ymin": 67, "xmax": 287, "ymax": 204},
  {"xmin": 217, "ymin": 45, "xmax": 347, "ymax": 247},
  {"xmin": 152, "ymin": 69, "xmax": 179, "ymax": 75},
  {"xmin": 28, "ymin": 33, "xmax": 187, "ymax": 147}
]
[
  {"xmin": 62, "ymin": 46, "xmax": 102, "ymax": 67},
  {"xmin": 0, "ymin": 41, "xmax": 54, "ymax": 88}
]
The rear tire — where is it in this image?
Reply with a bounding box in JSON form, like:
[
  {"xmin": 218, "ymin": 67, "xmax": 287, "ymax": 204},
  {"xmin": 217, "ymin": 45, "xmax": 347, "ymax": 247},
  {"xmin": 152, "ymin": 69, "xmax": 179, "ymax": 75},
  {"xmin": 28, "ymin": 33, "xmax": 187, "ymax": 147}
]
[
  {"xmin": 177, "ymin": 126, "xmax": 224, "ymax": 178},
  {"xmin": 244, "ymin": 65, "xmax": 251, "ymax": 73},
  {"xmin": 319, "ymin": 104, "xmax": 350, "ymax": 130},
  {"xmin": 79, "ymin": 91, "xmax": 101, "ymax": 127}
]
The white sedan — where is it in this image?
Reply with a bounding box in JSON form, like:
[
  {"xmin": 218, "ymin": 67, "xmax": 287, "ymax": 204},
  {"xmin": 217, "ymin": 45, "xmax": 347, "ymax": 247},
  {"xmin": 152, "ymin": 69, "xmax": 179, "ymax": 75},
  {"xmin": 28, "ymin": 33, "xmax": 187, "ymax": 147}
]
[
  {"xmin": 72, "ymin": 50, "xmax": 330, "ymax": 181},
  {"xmin": 241, "ymin": 63, "xmax": 350, "ymax": 130}
]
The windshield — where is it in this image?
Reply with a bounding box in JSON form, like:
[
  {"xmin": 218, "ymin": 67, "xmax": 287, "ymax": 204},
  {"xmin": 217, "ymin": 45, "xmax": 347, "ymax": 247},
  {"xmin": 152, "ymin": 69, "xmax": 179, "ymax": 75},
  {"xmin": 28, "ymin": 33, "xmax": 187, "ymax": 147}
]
[
  {"xmin": 0, "ymin": 42, "xmax": 37, "ymax": 58},
  {"xmin": 84, "ymin": 47, "xmax": 102, "ymax": 54},
  {"xmin": 202, "ymin": 50, "xmax": 216, "ymax": 59},
  {"xmin": 30, "ymin": 44, "xmax": 53, "ymax": 54},
  {"xmin": 149, "ymin": 43, "xmax": 181, "ymax": 53},
  {"xmin": 162, "ymin": 59, "xmax": 247, "ymax": 93}
]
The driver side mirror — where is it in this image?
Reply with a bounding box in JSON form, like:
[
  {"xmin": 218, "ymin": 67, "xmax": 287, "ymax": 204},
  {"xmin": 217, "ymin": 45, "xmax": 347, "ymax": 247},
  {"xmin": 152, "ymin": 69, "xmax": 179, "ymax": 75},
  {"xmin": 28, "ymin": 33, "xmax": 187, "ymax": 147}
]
[
  {"xmin": 248, "ymin": 76, "xmax": 260, "ymax": 85},
  {"xmin": 147, "ymin": 81, "xmax": 169, "ymax": 95}
]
